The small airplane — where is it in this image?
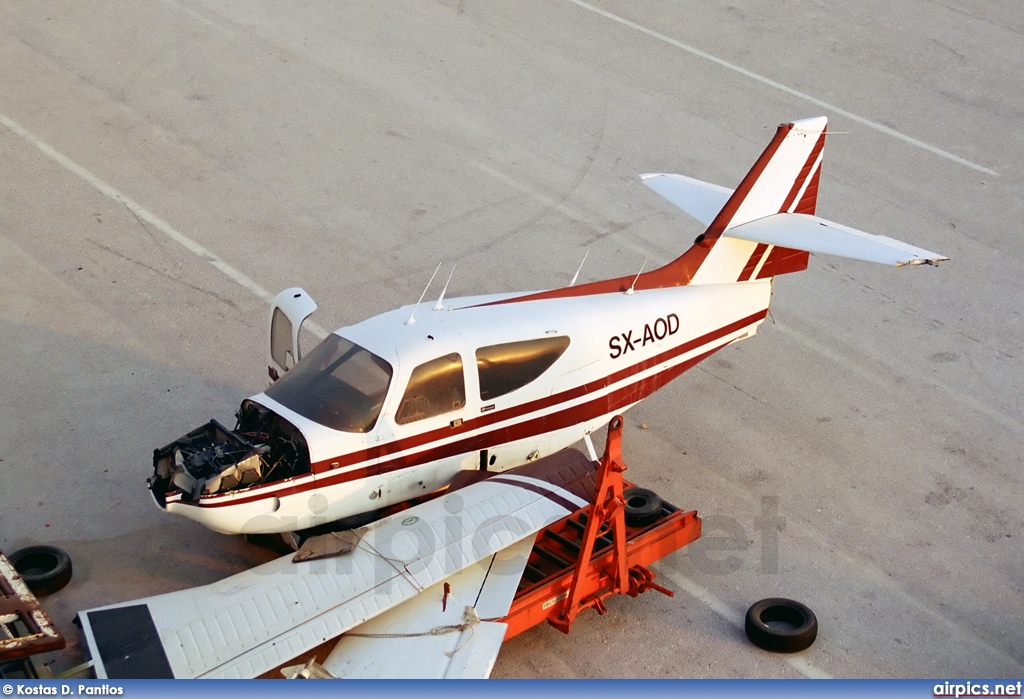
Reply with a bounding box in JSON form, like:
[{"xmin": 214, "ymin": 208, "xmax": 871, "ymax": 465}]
[{"xmin": 148, "ymin": 116, "xmax": 946, "ymax": 535}]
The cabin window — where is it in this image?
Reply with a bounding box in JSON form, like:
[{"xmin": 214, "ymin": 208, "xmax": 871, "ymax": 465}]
[
  {"xmin": 265, "ymin": 334, "xmax": 393, "ymax": 433},
  {"xmin": 476, "ymin": 336, "xmax": 570, "ymax": 400},
  {"xmin": 395, "ymin": 353, "xmax": 466, "ymax": 425}
]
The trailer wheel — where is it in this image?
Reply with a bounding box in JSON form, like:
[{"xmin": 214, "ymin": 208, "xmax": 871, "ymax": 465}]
[
  {"xmin": 623, "ymin": 487, "xmax": 662, "ymax": 527},
  {"xmin": 745, "ymin": 598, "xmax": 818, "ymax": 652},
  {"xmin": 9, "ymin": 546, "xmax": 73, "ymax": 595}
]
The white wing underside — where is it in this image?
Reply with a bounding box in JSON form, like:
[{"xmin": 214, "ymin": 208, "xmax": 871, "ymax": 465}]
[
  {"xmin": 78, "ymin": 459, "xmax": 591, "ymax": 680},
  {"xmin": 322, "ymin": 537, "xmax": 534, "ymax": 679}
]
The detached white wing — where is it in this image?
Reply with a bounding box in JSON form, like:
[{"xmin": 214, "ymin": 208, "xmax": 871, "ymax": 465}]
[
  {"xmin": 725, "ymin": 213, "xmax": 948, "ymax": 266},
  {"xmin": 640, "ymin": 173, "xmax": 733, "ymax": 227},
  {"xmin": 77, "ymin": 452, "xmax": 593, "ymax": 679},
  {"xmin": 322, "ymin": 537, "xmax": 534, "ymax": 679}
]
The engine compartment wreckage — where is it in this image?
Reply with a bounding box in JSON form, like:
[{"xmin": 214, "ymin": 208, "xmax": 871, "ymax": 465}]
[
  {"xmin": 78, "ymin": 419, "xmax": 702, "ymax": 679},
  {"xmin": 149, "ymin": 400, "xmax": 310, "ymax": 504}
]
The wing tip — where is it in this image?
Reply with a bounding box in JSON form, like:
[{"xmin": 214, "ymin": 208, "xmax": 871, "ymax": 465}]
[{"xmin": 898, "ymin": 254, "xmax": 950, "ymax": 267}]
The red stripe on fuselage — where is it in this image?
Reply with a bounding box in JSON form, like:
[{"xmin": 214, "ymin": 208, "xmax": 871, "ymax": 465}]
[{"xmin": 187, "ymin": 309, "xmax": 767, "ymax": 509}]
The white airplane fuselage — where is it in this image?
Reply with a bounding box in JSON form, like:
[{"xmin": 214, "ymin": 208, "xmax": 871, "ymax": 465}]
[
  {"xmin": 161, "ymin": 280, "xmax": 771, "ymax": 534},
  {"xmin": 151, "ymin": 116, "xmax": 946, "ymax": 535}
]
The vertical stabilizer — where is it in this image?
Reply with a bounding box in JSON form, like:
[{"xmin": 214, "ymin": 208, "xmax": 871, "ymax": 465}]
[
  {"xmin": 688, "ymin": 117, "xmax": 827, "ymax": 284},
  {"xmin": 712, "ymin": 116, "xmax": 827, "ymax": 230}
]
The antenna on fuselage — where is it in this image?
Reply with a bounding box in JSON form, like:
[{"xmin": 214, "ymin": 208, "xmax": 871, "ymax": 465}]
[
  {"xmin": 569, "ymin": 250, "xmax": 589, "ymax": 287},
  {"xmin": 433, "ymin": 264, "xmax": 457, "ymax": 311},
  {"xmin": 625, "ymin": 260, "xmax": 647, "ymax": 295},
  {"xmin": 406, "ymin": 262, "xmax": 442, "ymax": 325}
]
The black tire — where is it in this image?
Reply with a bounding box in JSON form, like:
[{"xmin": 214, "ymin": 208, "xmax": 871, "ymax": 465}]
[
  {"xmin": 9, "ymin": 545, "xmax": 73, "ymax": 595},
  {"xmin": 623, "ymin": 487, "xmax": 663, "ymax": 527},
  {"xmin": 745, "ymin": 598, "xmax": 818, "ymax": 653}
]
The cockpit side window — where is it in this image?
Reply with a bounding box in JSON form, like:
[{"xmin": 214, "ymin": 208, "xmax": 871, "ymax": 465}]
[
  {"xmin": 476, "ymin": 336, "xmax": 571, "ymax": 401},
  {"xmin": 265, "ymin": 334, "xmax": 393, "ymax": 433},
  {"xmin": 395, "ymin": 353, "xmax": 465, "ymax": 425}
]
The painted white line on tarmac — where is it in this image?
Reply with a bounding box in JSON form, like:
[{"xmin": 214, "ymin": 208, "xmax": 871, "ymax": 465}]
[
  {"xmin": 652, "ymin": 564, "xmax": 834, "ymax": 679},
  {"xmin": 566, "ymin": 0, "xmax": 997, "ymax": 176},
  {"xmin": 787, "ymin": 656, "xmax": 832, "ymax": 680},
  {"xmin": 0, "ymin": 111, "xmax": 329, "ymax": 339}
]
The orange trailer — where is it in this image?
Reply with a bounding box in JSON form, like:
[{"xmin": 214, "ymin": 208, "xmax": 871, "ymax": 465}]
[{"xmin": 500, "ymin": 416, "xmax": 702, "ymax": 638}]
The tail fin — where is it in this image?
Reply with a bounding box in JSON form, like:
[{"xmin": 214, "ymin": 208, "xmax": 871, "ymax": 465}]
[
  {"xmin": 655, "ymin": 116, "xmax": 826, "ymax": 285},
  {"xmin": 474, "ymin": 117, "xmax": 944, "ymax": 309},
  {"xmin": 708, "ymin": 115, "xmax": 828, "ymax": 230},
  {"xmin": 644, "ymin": 116, "xmax": 945, "ymax": 285}
]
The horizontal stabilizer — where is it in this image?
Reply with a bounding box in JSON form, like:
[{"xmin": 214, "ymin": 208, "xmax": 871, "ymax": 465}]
[
  {"xmin": 725, "ymin": 213, "xmax": 948, "ymax": 266},
  {"xmin": 641, "ymin": 173, "xmax": 734, "ymax": 227}
]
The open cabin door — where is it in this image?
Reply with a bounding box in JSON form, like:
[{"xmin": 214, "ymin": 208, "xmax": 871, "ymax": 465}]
[{"xmin": 268, "ymin": 287, "xmax": 317, "ymax": 381}]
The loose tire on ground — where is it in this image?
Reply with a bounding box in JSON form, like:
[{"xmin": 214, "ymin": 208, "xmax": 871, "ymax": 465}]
[
  {"xmin": 9, "ymin": 545, "xmax": 73, "ymax": 595},
  {"xmin": 744, "ymin": 597, "xmax": 818, "ymax": 652},
  {"xmin": 623, "ymin": 487, "xmax": 663, "ymax": 527}
]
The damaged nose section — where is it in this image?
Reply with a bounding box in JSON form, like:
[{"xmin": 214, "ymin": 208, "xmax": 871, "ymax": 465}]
[
  {"xmin": 150, "ymin": 420, "xmax": 268, "ymax": 506},
  {"xmin": 148, "ymin": 400, "xmax": 310, "ymax": 509}
]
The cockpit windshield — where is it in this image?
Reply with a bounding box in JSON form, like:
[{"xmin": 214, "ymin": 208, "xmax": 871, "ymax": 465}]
[{"xmin": 265, "ymin": 334, "xmax": 393, "ymax": 433}]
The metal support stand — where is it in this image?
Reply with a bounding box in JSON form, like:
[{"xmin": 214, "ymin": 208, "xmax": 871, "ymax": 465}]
[{"xmin": 548, "ymin": 416, "xmax": 673, "ymax": 634}]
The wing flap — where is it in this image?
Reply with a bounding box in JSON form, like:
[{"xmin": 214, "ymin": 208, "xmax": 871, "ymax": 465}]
[
  {"xmin": 725, "ymin": 213, "xmax": 948, "ymax": 266},
  {"xmin": 442, "ymin": 622, "xmax": 509, "ymax": 678},
  {"xmin": 321, "ymin": 537, "xmax": 533, "ymax": 679}
]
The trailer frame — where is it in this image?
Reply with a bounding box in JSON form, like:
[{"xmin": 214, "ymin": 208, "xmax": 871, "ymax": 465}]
[{"xmin": 500, "ymin": 416, "xmax": 701, "ymax": 638}]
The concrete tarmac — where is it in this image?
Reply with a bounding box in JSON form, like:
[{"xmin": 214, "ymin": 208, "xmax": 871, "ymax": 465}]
[{"xmin": 1, "ymin": 0, "xmax": 1021, "ymax": 679}]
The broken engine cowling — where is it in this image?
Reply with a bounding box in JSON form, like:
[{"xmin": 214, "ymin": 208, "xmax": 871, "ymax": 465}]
[{"xmin": 149, "ymin": 401, "xmax": 310, "ymax": 506}]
